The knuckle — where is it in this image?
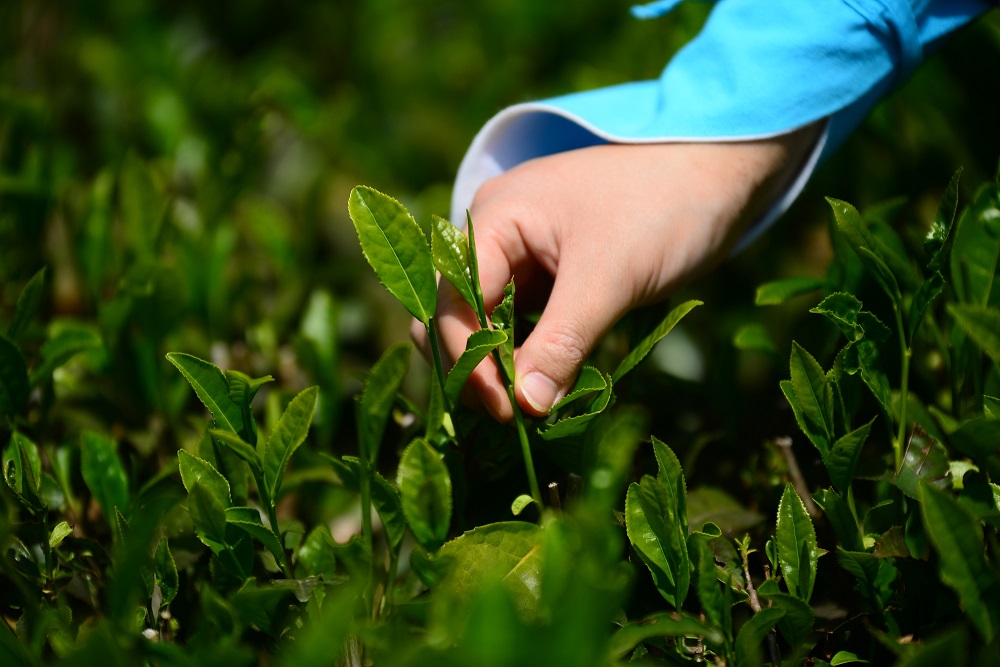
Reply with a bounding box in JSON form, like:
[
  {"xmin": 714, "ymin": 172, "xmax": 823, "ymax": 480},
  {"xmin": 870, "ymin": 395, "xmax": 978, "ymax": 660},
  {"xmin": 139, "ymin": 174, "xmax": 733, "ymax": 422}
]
[{"xmin": 534, "ymin": 323, "xmax": 589, "ymax": 378}]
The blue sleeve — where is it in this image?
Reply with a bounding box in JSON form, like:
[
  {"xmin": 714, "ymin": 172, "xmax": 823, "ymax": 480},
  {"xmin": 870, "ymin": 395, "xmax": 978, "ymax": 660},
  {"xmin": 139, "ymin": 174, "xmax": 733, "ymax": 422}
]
[{"xmin": 451, "ymin": 0, "xmax": 993, "ymax": 245}]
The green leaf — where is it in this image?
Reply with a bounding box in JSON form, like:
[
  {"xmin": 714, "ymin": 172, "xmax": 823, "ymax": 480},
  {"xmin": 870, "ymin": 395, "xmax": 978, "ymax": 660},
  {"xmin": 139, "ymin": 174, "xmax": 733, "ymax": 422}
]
[
  {"xmin": 890, "ymin": 427, "xmax": 950, "ymax": 499},
  {"xmin": 226, "ymin": 506, "xmax": 286, "ymax": 567},
  {"xmin": 686, "ymin": 487, "xmax": 764, "ymax": 534},
  {"xmin": 490, "ymin": 280, "xmax": 516, "ymax": 380},
  {"xmin": 166, "ymin": 352, "xmax": 244, "ymax": 435},
  {"xmin": 612, "ymin": 300, "xmax": 702, "ymax": 382},
  {"xmin": 431, "ymin": 214, "xmax": 477, "ymax": 312},
  {"xmin": 537, "ymin": 373, "xmax": 613, "ymax": 440},
  {"xmin": 813, "ymin": 488, "xmax": 863, "ymax": 552},
  {"xmin": 732, "ymin": 322, "xmax": 777, "ymax": 355},
  {"xmin": 154, "ymin": 537, "xmax": 179, "ymax": 607},
  {"xmin": 776, "ymin": 483, "xmax": 818, "ymax": 602},
  {"xmin": 348, "ymin": 186, "xmax": 436, "ymax": 324},
  {"xmin": 81, "ymin": 430, "xmax": 130, "ymax": 521},
  {"xmin": 825, "ymin": 419, "xmax": 874, "ymax": 494},
  {"xmin": 372, "ymin": 471, "xmax": 406, "ymax": 552},
  {"xmin": 397, "ymin": 438, "xmax": 452, "ymax": 552},
  {"xmin": 444, "ymin": 328, "xmax": 506, "ymax": 405},
  {"xmin": 755, "ymin": 277, "xmax": 825, "ymax": 306},
  {"xmin": 49, "ymin": 521, "xmax": 73, "ymax": 549},
  {"xmin": 896, "ymin": 628, "xmax": 968, "ymax": 667},
  {"xmin": 608, "ymin": 612, "xmax": 724, "ymax": 661},
  {"xmin": 358, "ymin": 342, "xmax": 411, "ymax": 463},
  {"xmin": 920, "ymin": 481, "xmax": 1000, "ymax": 641},
  {"xmin": 735, "ymin": 606, "xmax": 785, "ymax": 667},
  {"xmin": 786, "ymin": 342, "xmax": 833, "ymax": 457},
  {"xmin": 652, "ymin": 436, "xmax": 687, "ymax": 535},
  {"xmin": 298, "ymin": 525, "xmax": 336, "ymax": 578},
  {"xmin": 29, "ymin": 322, "xmax": 103, "ymax": 385},
  {"xmin": 830, "ymin": 650, "xmax": 869, "ymax": 666},
  {"xmin": 551, "ymin": 365, "xmax": 607, "ymax": 410},
  {"xmin": 0, "ymin": 334, "xmax": 29, "ymax": 417},
  {"xmin": 811, "ymin": 292, "xmax": 865, "ymax": 341},
  {"xmin": 465, "ymin": 212, "xmax": 489, "ymax": 325},
  {"xmin": 926, "ymin": 168, "xmax": 962, "ymax": 272},
  {"xmin": 836, "ymin": 548, "xmax": 896, "ymax": 611},
  {"xmin": 757, "ymin": 578, "xmax": 815, "ymax": 650},
  {"xmin": 948, "ymin": 303, "xmax": 1000, "ymax": 361},
  {"xmin": 262, "ymin": 386, "xmax": 318, "ymax": 501},
  {"xmin": 188, "ymin": 481, "xmax": 229, "ymax": 548},
  {"xmin": 510, "ymin": 494, "xmax": 535, "ymax": 516},
  {"xmin": 950, "ymin": 417, "xmax": 1000, "ymax": 464},
  {"xmin": 177, "ymin": 450, "xmax": 231, "ymax": 508},
  {"xmin": 225, "ymin": 370, "xmax": 273, "ymax": 445},
  {"xmin": 625, "ymin": 476, "xmax": 690, "ymax": 609},
  {"xmin": 908, "ymin": 272, "xmax": 944, "ymax": 345},
  {"xmin": 827, "ymin": 197, "xmax": 901, "ymax": 302},
  {"xmin": 7, "ymin": 266, "xmax": 46, "ymax": 342},
  {"xmin": 693, "ymin": 539, "xmax": 726, "ymax": 632},
  {"xmin": 950, "ymin": 185, "xmax": 1000, "ymax": 305},
  {"xmin": 209, "ymin": 429, "xmax": 262, "ymax": 476}
]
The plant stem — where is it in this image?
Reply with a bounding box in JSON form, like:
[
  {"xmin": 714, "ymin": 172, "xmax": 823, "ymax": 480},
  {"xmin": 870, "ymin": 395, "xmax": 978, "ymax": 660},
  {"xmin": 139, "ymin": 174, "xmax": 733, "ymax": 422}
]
[
  {"xmin": 265, "ymin": 501, "xmax": 293, "ymax": 578},
  {"xmin": 892, "ymin": 304, "xmax": 910, "ymax": 469},
  {"xmin": 506, "ymin": 382, "xmax": 543, "ymax": 511}
]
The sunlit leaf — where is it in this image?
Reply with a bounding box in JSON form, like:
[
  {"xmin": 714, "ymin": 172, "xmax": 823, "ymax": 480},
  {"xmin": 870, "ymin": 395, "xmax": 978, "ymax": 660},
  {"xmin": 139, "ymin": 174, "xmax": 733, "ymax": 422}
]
[
  {"xmin": 612, "ymin": 300, "xmax": 702, "ymax": 382},
  {"xmin": 755, "ymin": 277, "xmax": 825, "ymax": 306},
  {"xmin": 776, "ymin": 483, "xmax": 818, "ymax": 602},
  {"xmin": 551, "ymin": 365, "xmax": 606, "ymax": 411},
  {"xmin": 49, "ymin": 521, "xmax": 73, "ymax": 549},
  {"xmin": 398, "ymin": 438, "xmax": 452, "ymax": 552},
  {"xmin": 511, "ymin": 494, "xmax": 535, "ymax": 516},
  {"xmin": 827, "ymin": 197, "xmax": 901, "ymax": 303},
  {"xmin": 167, "ymin": 352, "xmax": 244, "ymax": 435},
  {"xmin": 537, "ymin": 373, "xmax": 613, "ymax": 440},
  {"xmin": 431, "ymin": 214, "xmax": 477, "ymax": 312},
  {"xmin": 625, "ymin": 476, "xmax": 689, "ymax": 608},
  {"xmin": 262, "ymin": 386, "xmax": 318, "ymax": 501},
  {"xmin": 444, "ymin": 328, "xmax": 506, "ymax": 405},
  {"xmin": 349, "ymin": 186, "xmax": 436, "ymax": 324}
]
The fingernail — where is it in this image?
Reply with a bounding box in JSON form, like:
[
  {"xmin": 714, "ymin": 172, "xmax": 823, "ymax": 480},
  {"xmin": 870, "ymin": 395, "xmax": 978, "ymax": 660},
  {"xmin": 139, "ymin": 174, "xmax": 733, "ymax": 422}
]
[{"xmin": 520, "ymin": 372, "xmax": 562, "ymax": 414}]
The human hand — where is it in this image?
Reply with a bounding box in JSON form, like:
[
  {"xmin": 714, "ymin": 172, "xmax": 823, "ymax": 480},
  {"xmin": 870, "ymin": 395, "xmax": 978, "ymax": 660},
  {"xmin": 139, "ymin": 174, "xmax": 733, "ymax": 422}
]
[{"xmin": 414, "ymin": 124, "xmax": 820, "ymax": 422}]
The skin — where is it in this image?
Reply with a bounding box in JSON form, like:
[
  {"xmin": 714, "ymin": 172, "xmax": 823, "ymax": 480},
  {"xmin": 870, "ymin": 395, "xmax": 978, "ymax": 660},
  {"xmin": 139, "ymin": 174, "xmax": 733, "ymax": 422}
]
[{"xmin": 413, "ymin": 123, "xmax": 821, "ymax": 422}]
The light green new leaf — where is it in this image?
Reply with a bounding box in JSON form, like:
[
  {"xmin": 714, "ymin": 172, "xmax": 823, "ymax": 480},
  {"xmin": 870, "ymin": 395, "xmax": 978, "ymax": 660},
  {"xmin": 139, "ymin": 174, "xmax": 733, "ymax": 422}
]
[
  {"xmin": 349, "ymin": 186, "xmax": 436, "ymax": 324},
  {"xmin": 786, "ymin": 342, "xmax": 833, "ymax": 457},
  {"xmin": 827, "ymin": 197, "xmax": 901, "ymax": 303},
  {"xmin": 444, "ymin": 328, "xmax": 506, "ymax": 405},
  {"xmin": 7, "ymin": 266, "xmax": 46, "ymax": 342},
  {"xmin": 491, "ymin": 280, "xmax": 516, "ymax": 380},
  {"xmin": 652, "ymin": 436, "xmax": 687, "ymax": 536},
  {"xmin": 177, "ymin": 450, "xmax": 231, "ymax": 508},
  {"xmin": 608, "ymin": 612, "xmax": 724, "ymax": 661},
  {"xmin": 908, "ymin": 272, "xmax": 944, "ymax": 345},
  {"xmin": 920, "ymin": 481, "xmax": 1000, "ymax": 641},
  {"xmin": 825, "ymin": 419, "xmax": 874, "ymax": 494},
  {"xmin": 0, "ymin": 334, "xmax": 29, "ymax": 417},
  {"xmin": 358, "ymin": 342, "xmax": 411, "ymax": 463},
  {"xmin": 431, "ymin": 214, "xmax": 477, "ymax": 311},
  {"xmin": 537, "ymin": 373, "xmax": 613, "ymax": 440},
  {"xmin": 551, "ymin": 365, "xmax": 607, "ymax": 410},
  {"xmin": 188, "ymin": 481, "xmax": 228, "ymax": 549},
  {"xmin": 776, "ymin": 483, "xmax": 818, "ymax": 602},
  {"xmin": 735, "ymin": 606, "xmax": 785, "ymax": 667},
  {"xmin": 166, "ymin": 352, "xmax": 243, "ymax": 435},
  {"xmin": 397, "ymin": 438, "xmax": 452, "ymax": 552},
  {"xmin": 154, "ymin": 537, "xmax": 179, "ymax": 607},
  {"xmin": 29, "ymin": 323, "xmax": 103, "ymax": 385},
  {"xmin": 625, "ymin": 476, "xmax": 689, "ymax": 609},
  {"xmin": 225, "ymin": 370, "xmax": 273, "ymax": 445},
  {"xmin": 263, "ymin": 386, "xmax": 318, "ymax": 501},
  {"xmin": 81, "ymin": 430, "xmax": 130, "ymax": 521},
  {"xmin": 49, "ymin": 521, "xmax": 73, "ymax": 549},
  {"xmin": 226, "ymin": 506, "xmax": 285, "ymax": 567},
  {"xmin": 732, "ymin": 322, "xmax": 777, "ymax": 355},
  {"xmin": 511, "ymin": 494, "xmax": 536, "ymax": 516},
  {"xmin": 926, "ymin": 168, "xmax": 962, "ymax": 272},
  {"xmin": 755, "ymin": 276, "xmax": 825, "ymax": 306},
  {"xmin": 612, "ymin": 300, "xmax": 702, "ymax": 382},
  {"xmin": 948, "ymin": 303, "xmax": 1000, "ymax": 362}
]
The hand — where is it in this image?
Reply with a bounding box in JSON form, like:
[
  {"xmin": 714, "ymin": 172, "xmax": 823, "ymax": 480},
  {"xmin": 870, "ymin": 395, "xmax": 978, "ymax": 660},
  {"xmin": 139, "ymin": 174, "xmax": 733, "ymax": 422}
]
[{"xmin": 414, "ymin": 124, "xmax": 820, "ymax": 422}]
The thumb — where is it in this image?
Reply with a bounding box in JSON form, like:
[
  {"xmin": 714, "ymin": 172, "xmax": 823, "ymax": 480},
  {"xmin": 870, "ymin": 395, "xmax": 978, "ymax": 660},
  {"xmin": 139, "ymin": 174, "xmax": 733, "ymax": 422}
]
[{"xmin": 513, "ymin": 265, "xmax": 626, "ymax": 416}]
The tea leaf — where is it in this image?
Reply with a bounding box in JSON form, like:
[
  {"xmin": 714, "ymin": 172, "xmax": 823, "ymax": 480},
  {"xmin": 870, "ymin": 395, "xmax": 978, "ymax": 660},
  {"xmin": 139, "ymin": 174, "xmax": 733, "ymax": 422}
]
[
  {"xmin": 263, "ymin": 386, "xmax": 318, "ymax": 501},
  {"xmin": 950, "ymin": 185, "xmax": 1000, "ymax": 305},
  {"xmin": 693, "ymin": 539, "xmax": 726, "ymax": 632},
  {"xmin": 398, "ymin": 438, "xmax": 452, "ymax": 552},
  {"xmin": 7, "ymin": 266, "xmax": 46, "ymax": 342},
  {"xmin": 298, "ymin": 525, "xmax": 336, "ymax": 578},
  {"xmin": 755, "ymin": 276, "xmax": 825, "ymax": 306},
  {"xmin": 465, "ymin": 212, "xmax": 488, "ymax": 324},
  {"xmin": 896, "ymin": 628, "xmax": 968, "ymax": 667},
  {"xmin": 836, "ymin": 548, "xmax": 896, "ymax": 611},
  {"xmin": 491, "ymin": 280, "xmax": 515, "ymax": 380},
  {"xmin": 735, "ymin": 606, "xmax": 785, "ymax": 667},
  {"xmin": 188, "ymin": 481, "xmax": 229, "ymax": 549},
  {"xmin": 652, "ymin": 436, "xmax": 687, "ymax": 536},
  {"xmin": 209, "ymin": 429, "xmax": 262, "ymax": 475},
  {"xmin": 167, "ymin": 352, "xmax": 244, "ymax": 435},
  {"xmin": 776, "ymin": 483, "xmax": 818, "ymax": 602},
  {"xmin": 687, "ymin": 487, "xmax": 764, "ymax": 534},
  {"xmin": 551, "ymin": 365, "xmax": 606, "ymax": 410},
  {"xmin": 431, "ymin": 214, "xmax": 477, "ymax": 312},
  {"xmin": 81, "ymin": 430, "xmax": 130, "ymax": 521},
  {"xmin": 907, "ymin": 272, "xmax": 945, "ymax": 344},
  {"xmin": 226, "ymin": 506, "xmax": 285, "ymax": 567},
  {"xmin": 29, "ymin": 322, "xmax": 103, "ymax": 385},
  {"xmin": 827, "ymin": 198, "xmax": 901, "ymax": 302},
  {"xmin": 178, "ymin": 450, "xmax": 231, "ymax": 508},
  {"xmin": 891, "ymin": 427, "xmax": 950, "ymax": 499},
  {"xmin": 920, "ymin": 481, "xmax": 1000, "ymax": 641},
  {"xmin": 372, "ymin": 471, "xmax": 406, "ymax": 552},
  {"xmin": 625, "ymin": 476, "xmax": 689, "ymax": 609},
  {"xmin": 825, "ymin": 419, "xmax": 874, "ymax": 494},
  {"xmin": 608, "ymin": 612, "xmax": 724, "ymax": 661},
  {"xmin": 49, "ymin": 521, "xmax": 73, "ymax": 549},
  {"xmin": 225, "ymin": 370, "xmax": 273, "ymax": 445},
  {"xmin": 358, "ymin": 342, "xmax": 411, "ymax": 463},
  {"xmin": 950, "ymin": 417, "xmax": 1000, "ymax": 464},
  {"xmin": 537, "ymin": 373, "xmax": 613, "ymax": 440},
  {"xmin": 154, "ymin": 537, "xmax": 179, "ymax": 607},
  {"xmin": 0, "ymin": 334, "xmax": 29, "ymax": 417},
  {"xmin": 732, "ymin": 322, "xmax": 777, "ymax": 354},
  {"xmin": 119, "ymin": 151, "xmax": 162, "ymax": 258},
  {"xmin": 812, "ymin": 292, "xmax": 865, "ymax": 341},
  {"xmin": 757, "ymin": 578, "xmax": 815, "ymax": 649},
  {"xmin": 612, "ymin": 300, "xmax": 701, "ymax": 382},
  {"xmin": 813, "ymin": 488, "xmax": 864, "ymax": 552},
  {"xmin": 510, "ymin": 494, "xmax": 535, "ymax": 516},
  {"xmin": 926, "ymin": 168, "xmax": 962, "ymax": 272},
  {"xmin": 444, "ymin": 328, "xmax": 506, "ymax": 405},
  {"xmin": 349, "ymin": 186, "xmax": 436, "ymax": 325},
  {"xmin": 948, "ymin": 303, "xmax": 1000, "ymax": 361},
  {"xmin": 787, "ymin": 342, "xmax": 834, "ymax": 457}
]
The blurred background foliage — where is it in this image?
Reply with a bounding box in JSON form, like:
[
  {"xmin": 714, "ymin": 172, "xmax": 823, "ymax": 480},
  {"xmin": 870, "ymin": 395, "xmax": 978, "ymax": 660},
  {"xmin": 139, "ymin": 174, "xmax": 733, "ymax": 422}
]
[{"xmin": 0, "ymin": 0, "xmax": 999, "ymax": 533}]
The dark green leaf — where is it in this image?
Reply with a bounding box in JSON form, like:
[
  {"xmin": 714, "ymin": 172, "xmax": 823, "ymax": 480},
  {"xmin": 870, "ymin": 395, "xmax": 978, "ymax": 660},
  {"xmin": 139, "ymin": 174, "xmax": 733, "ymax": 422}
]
[
  {"xmin": 948, "ymin": 303, "xmax": 1000, "ymax": 361},
  {"xmin": 166, "ymin": 352, "xmax": 244, "ymax": 435},
  {"xmin": 890, "ymin": 427, "xmax": 950, "ymax": 499},
  {"xmin": 209, "ymin": 429, "xmax": 261, "ymax": 476},
  {"xmin": 444, "ymin": 328, "xmax": 506, "ymax": 405},
  {"xmin": 0, "ymin": 334, "xmax": 29, "ymax": 417},
  {"xmin": 262, "ymin": 385, "xmax": 318, "ymax": 501},
  {"xmin": 431, "ymin": 214, "xmax": 477, "ymax": 312},
  {"xmin": 872, "ymin": 526, "xmax": 911, "ymax": 559},
  {"xmin": 813, "ymin": 488, "xmax": 864, "ymax": 552},
  {"xmin": 154, "ymin": 537, "xmax": 179, "ymax": 607},
  {"xmin": 735, "ymin": 606, "xmax": 785, "ymax": 667},
  {"xmin": 757, "ymin": 578, "xmax": 815, "ymax": 649},
  {"xmin": 926, "ymin": 168, "xmax": 962, "ymax": 272},
  {"xmin": 226, "ymin": 506, "xmax": 285, "ymax": 567},
  {"xmin": 189, "ymin": 481, "xmax": 229, "ymax": 548},
  {"xmin": 348, "ymin": 186, "xmax": 436, "ymax": 324},
  {"xmin": 7, "ymin": 266, "xmax": 46, "ymax": 342},
  {"xmin": 608, "ymin": 612, "xmax": 724, "ymax": 661},
  {"xmin": 811, "ymin": 292, "xmax": 865, "ymax": 341},
  {"xmin": 177, "ymin": 449, "xmax": 231, "ymax": 508},
  {"xmin": 950, "ymin": 417, "xmax": 1000, "ymax": 463},
  {"xmin": 836, "ymin": 548, "xmax": 896, "ymax": 611},
  {"xmin": 755, "ymin": 277, "xmax": 825, "ymax": 306},
  {"xmin": 81, "ymin": 430, "xmax": 130, "ymax": 521},
  {"xmin": 908, "ymin": 272, "xmax": 944, "ymax": 345},
  {"xmin": 950, "ymin": 185, "xmax": 1000, "ymax": 305},
  {"xmin": 825, "ymin": 419, "xmax": 873, "ymax": 494},
  {"xmin": 551, "ymin": 365, "xmax": 607, "ymax": 411},
  {"xmin": 29, "ymin": 322, "xmax": 103, "ymax": 385},
  {"xmin": 358, "ymin": 342, "xmax": 411, "ymax": 463},
  {"xmin": 920, "ymin": 481, "xmax": 1000, "ymax": 641},
  {"xmin": 612, "ymin": 300, "xmax": 702, "ymax": 382},
  {"xmin": 397, "ymin": 438, "xmax": 452, "ymax": 552},
  {"xmin": 897, "ymin": 628, "xmax": 968, "ymax": 667},
  {"xmin": 687, "ymin": 487, "xmax": 764, "ymax": 534},
  {"xmin": 776, "ymin": 483, "xmax": 818, "ymax": 601},
  {"xmin": 225, "ymin": 370, "xmax": 273, "ymax": 445},
  {"xmin": 119, "ymin": 151, "xmax": 162, "ymax": 258},
  {"xmin": 693, "ymin": 539, "xmax": 726, "ymax": 631},
  {"xmin": 652, "ymin": 436, "xmax": 687, "ymax": 536}
]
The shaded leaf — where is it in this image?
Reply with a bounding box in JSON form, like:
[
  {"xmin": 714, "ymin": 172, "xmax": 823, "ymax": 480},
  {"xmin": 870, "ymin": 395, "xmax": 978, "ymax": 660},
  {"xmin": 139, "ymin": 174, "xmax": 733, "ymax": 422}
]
[
  {"xmin": 189, "ymin": 481, "xmax": 229, "ymax": 548},
  {"xmin": 825, "ymin": 419, "xmax": 874, "ymax": 494},
  {"xmin": 372, "ymin": 471, "xmax": 406, "ymax": 553},
  {"xmin": 925, "ymin": 168, "xmax": 962, "ymax": 272},
  {"xmin": 0, "ymin": 334, "xmax": 29, "ymax": 417},
  {"xmin": 349, "ymin": 186, "xmax": 436, "ymax": 324},
  {"xmin": 29, "ymin": 322, "xmax": 103, "ymax": 385},
  {"xmin": 81, "ymin": 430, "xmax": 130, "ymax": 521},
  {"xmin": 358, "ymin": 342, "xmax": 411, "ymax": 463},
  {"xmin": 948, "ymin": 303, "xmax": 1000, "ymax": 361},
  {"xmin": 154, "ymin": 537, "xmax": 179, "ymax": 607},
  {"xmin": 444, "ymin": 328, "xmax": 506, "ymax": 405},
  {"xmin": 732, "ymin": 322, "xmax": 777, "ymax": 355},
  {"xmin": 693, "ymin": 539, "xmax": 726, "ymax": 631},
  {"xmin": 226, "ymin": 506, "xmax": 285, "ymax": 567},
  {"xmin": 757, "ymin": 578, "xmax": 815, "ymax": 649},
  {"xmin": 608, "ymin": 612, "xmax": 724, "ymax": 661},
  {"xmin": 950, "ymin": 185, "xmax": 1000, "ymax": 305},
  {"xmin": 890, "ymin": 427, "xmax": 950, "ymax": 499},
  {"xmin": 813, "ymin": 488, "xmax": 864, "ymax": 553},
  {"xmin": 225, "ymin": 370, "xmax": 273, "ymax": 445},
  {"xmin": 687, "ymin": 487, "xmax": 764, "ymax": 534},
  {"xmin": 298, "ymin": 525, "xmax": 336, "ymax": 578},
  {"xmin": 735, "ymin": 606, "xmax": 785, "ymax": 667},
  {"xmin": 950, "ymin": 417, "xmax": 1000, "ymax": 465},
  {"xmin": 209, "ymin": 429, "xmax": 261, "ymax": 476},
  {"xmin": 7, "ymin": 266, "xmax": 46, "ymax": 342},
  {"xmin": 431, "ymin": 214, "xmax": 476, "ymax": 312},
  {"xmin": 908, "ymin": 272, "xmax": 944, "ymax": 345},
  {"xmin": 262, "ymin": 386, "xmax": 318, "ymax": 501},
  {"xmin": 612, "ymin": 300, "xmax": 702, "ymax": 382},
  {"xmin": 755, "ymin": 277, "xmax": 825, "ymax": 306},
  {"xmin": 836, "ymin": 548, "xmax": 896, "ymax": 612},
  {"xmin": 776, "ymin": 483, "xmax": 818, "ymax": 601},
  {"xmin": 398, "ymin": 438, "xmax": 452, "ymax": 552}
]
